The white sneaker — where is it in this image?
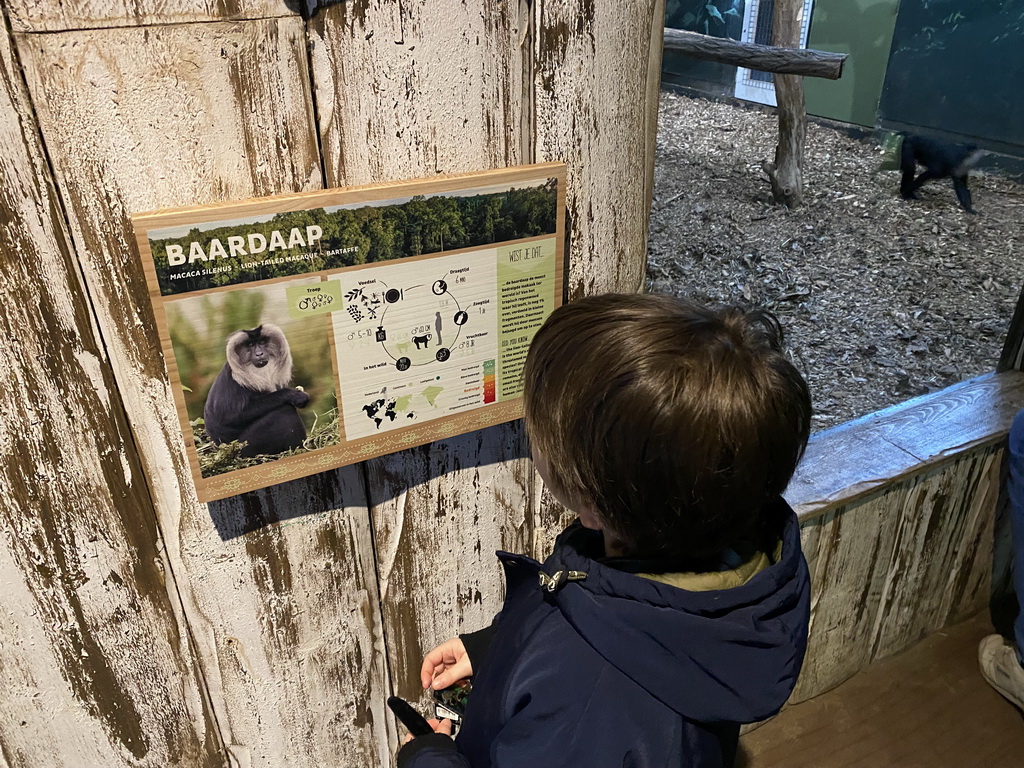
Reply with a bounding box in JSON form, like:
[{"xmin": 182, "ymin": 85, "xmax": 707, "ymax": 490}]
[{"xmin": 978, "ymin": 633, "xmax": 1024, "ymax": 711}]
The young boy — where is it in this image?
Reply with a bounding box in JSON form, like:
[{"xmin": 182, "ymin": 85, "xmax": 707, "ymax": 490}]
[{"xmin": 398, "ymin": 293, "xmax": 813, "ymax": 768}]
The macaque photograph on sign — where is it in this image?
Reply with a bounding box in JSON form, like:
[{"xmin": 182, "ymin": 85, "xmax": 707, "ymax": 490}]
[{"xmin": 165, "ymin": 280, "xmax": 340, "ymax": 477}]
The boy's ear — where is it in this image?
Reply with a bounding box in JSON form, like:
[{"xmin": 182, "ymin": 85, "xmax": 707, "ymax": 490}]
[{"xmin": 576, "ymin": 498, "xmax": 604, "ymax": 531}]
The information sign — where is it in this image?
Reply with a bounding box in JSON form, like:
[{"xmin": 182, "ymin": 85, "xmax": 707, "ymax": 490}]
[{"xmin": 133, "ymin": 164, "xmax": 565, "ymax": 501}]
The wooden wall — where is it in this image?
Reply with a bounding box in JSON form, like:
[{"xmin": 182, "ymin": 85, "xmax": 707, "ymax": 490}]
[
  {"xmin": 0, "ymin": 1, "xmax": 665, "ymax": 765},
  {"xmin": 794, "ymin": 446, "xmax": 1002, "ymax": 701},
  {"xmin": 786, "ymin": 371, "xmax": 1024, "ymax": 703}
]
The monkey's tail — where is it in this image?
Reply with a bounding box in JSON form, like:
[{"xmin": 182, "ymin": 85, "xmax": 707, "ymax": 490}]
[{"xmin": 955, "ymin": 148, "xmax": 986, "ymax": 175}]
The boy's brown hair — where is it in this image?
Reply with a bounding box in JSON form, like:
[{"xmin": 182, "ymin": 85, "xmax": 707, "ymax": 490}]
[{"xmin": 523, "ymin": 293, "xmax": 811, "ymax": 563}]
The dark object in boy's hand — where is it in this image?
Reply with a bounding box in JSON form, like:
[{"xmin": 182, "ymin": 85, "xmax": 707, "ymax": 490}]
[{"xmin": 387, "ymin": 695, "xmax": 433, "ymax": 736}]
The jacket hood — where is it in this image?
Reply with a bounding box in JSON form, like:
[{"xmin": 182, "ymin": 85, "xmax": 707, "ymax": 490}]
[{"xmin": 546, "ymin": 498, "xmax": 810, "ymax": 724}]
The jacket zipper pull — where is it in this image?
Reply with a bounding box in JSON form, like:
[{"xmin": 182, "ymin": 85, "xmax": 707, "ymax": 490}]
[{"xmin": 538, "ymin": 569, "xmax": 587, "ymax": 593}]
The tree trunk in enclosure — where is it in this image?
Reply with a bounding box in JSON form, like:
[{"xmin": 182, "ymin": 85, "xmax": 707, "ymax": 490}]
[
  {"xmin": 761, "ymin": 0, "xmax": 808, "ymax": 209},
  {"xmin": 0, "ymin": 1, "xmax": 665, "ymax": 765},
  {"xmin": 663, "ymin": 27, "xmax": 846, "ymax": 79}
]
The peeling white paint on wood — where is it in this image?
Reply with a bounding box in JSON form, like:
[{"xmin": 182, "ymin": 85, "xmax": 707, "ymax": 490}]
[
  {"xmin": 311, "ymin": 0, "xmax": 529, "ymax": 188},
  {"xmin": 792, "ymin": 448, "xmax": 1002, "ymax": 703},
  {"xmin": 15, "ymin": 19, "xmax": 391, "ymax": 766},
  {"xmin": 869, "ymin": 448, "xmax": 1000, "ymax": 660},
  {"xmin": 311, "ymin": 3, "xmax": 537, "ymax": 727},
  {"xmin": 533, "ymin": 0, "xmax": 666, "ymax": 298},
  {"xmin": 0, "ymin": 27, "xmax": 220, "ymax": 767},
  {"xmin": 5, "ymin": 0, "xmax": 291, "ymax": 33},
  {"xmin": 195, "ymin": 474, "xmax": 394, "ymax": 767}
]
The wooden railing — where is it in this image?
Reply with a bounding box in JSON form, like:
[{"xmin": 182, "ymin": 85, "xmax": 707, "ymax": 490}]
[{"xmin": 784, "ymin": 369, "xmax": 1024, "ymax": 701}]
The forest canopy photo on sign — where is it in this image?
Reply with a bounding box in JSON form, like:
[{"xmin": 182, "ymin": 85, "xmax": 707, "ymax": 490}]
[
  {"xmin": 149, "ymin": 176, "xmax": 560, "ymax": 295},
  {"xmin": 133, "ymin": 164, "xmax": 566, "ymax": 502}
]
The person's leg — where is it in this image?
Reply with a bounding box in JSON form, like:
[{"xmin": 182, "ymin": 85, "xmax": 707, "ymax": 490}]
[
  {"xmin": 1010, "ymin": 408, "xmax": 1024, "ymax": 661},
  {"xmin": 979, "ymin": 408, "xmax": 1024, "ymax": 710}
]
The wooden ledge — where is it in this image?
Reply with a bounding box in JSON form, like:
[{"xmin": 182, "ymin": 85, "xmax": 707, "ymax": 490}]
[{"xmin": 786, "ymin": 369, "xmax": 1024, "ymax": 522}]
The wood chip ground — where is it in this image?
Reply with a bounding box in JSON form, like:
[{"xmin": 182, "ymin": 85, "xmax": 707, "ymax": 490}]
[{"xmin": 647, "ymin": 90, "xmax": 1023, "ymax": 431}]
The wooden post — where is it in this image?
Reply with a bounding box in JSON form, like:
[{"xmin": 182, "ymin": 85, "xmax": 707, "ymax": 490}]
[
  {"xmin": 0, "ymin": 1, "xmax": 664, "ymax": 764},
  {"xmin": 0, "ymin": 29, "xmax": 222, "ymax": 766},
  {"xmin": 310, "ymin": 0, "xmax": 667, "ymax": 704},
  {"xmin": 761, "ymin": 0, "xmax": 808, "ymax": 208},
  {"xmin": 664, "ymin": 13, "xmax": 846, "ymax": 209},
  {"xmin": 13, "ymin": 17, "xmax": 394, "ymax": 766}
]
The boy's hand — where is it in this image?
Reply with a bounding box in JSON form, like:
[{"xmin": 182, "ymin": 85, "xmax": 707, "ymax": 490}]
[
  {"xmin": 421, "ymin": 637, "xmax": 473, "ymax": 691},
  {"xmin": 402, "ymin": 718, "xmax": 452, "ymax": 745}
]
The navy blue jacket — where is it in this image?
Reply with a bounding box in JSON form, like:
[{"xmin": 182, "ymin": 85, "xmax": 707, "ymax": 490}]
[{"xmin": 399, "ymin": 498, "xmax": 810, "ymax": 768}]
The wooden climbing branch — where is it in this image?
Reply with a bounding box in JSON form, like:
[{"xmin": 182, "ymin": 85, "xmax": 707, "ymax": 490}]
[{"xmin": 663, "ymin": 28, "xmax": 846, "ymax": 80}]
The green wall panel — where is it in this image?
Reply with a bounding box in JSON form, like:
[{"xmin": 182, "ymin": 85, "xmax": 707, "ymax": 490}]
[
  {"xmin": 879, "ymin": 0, "xmax": 1024, "ymax": 154},
  {"xmin": 804, "ymin": 0, "xmax": 900, "ymax": 127}
]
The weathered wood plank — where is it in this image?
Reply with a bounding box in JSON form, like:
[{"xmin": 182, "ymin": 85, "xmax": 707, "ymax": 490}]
[
  {"xmin": 791, "ymin": 446, "xmax": 1003, "ymax": 703},
  {"xmin": 935, "ymin": 452, "xmax": 1000, "ymax": 624},
  {"xmin": 311, "ymin": 0, "xmax": 529, "ymax": 187},
  {"xmin": 200, "ymin": 473, "xmax": 393, "ymax": 767},
  {"xmin": 533, "ymin": 0, "xmax": 666, "ymax": 299},
  {"xmin": 5, "ymin": 0, "xmax": 290, "ymax": 33},
  {"xmin": 788, "ymin": 370, "xmax": 1024, "ymax": 520},
  {"xmin": 310, "ymin": 4, "xmax": 536, "ymax": 730},
  {"xmin": 992, "ymin": 463, "xmax": 1015, "ymax": 607},
  {"xmin": 791, "ymin": 492, "xmax": 903, "ymax": 703},
  {"xmin": 781, "ymin": 373, "xmax": 1022, "ymax": 706},
  {"xmin": 869, "ymin": 448, "xmax": 1000, "ymax": 661},
  {"xmin": 787, "ymin": 427, "xmax": 917, "ymax": 519},
  {"xmin": 16, "ymin": 20, "xmax": 390, "ymax": 766},
  {"xmin": 874, "ymin": 374, "xmax": 1024, "ymax": 462},
  {"xmin": 0, "ymin": 28, "xmax": 221, "ymax": 768}
]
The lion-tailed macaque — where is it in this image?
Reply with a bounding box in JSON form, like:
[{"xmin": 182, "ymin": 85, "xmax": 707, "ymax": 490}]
[
  {"xmin": 203, "ymin": 324, "xmax": 309, "ymax": 457},
  {"xmin": 900, "ymin": 134, "xmax": 984, "ymax": 214}
]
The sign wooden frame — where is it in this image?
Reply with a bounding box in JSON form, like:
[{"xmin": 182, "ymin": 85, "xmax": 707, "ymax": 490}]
[{"xmin": 133, "ymin": 163, "xmax": 566, "ymax": 501}]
